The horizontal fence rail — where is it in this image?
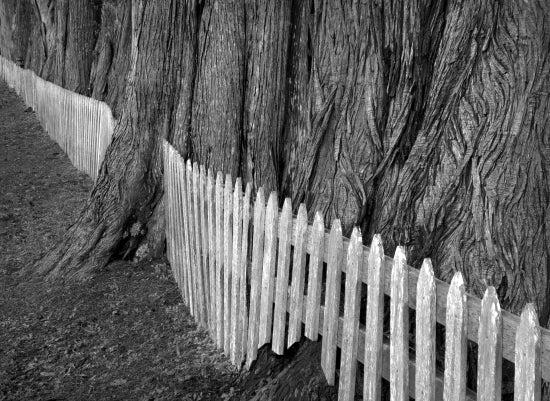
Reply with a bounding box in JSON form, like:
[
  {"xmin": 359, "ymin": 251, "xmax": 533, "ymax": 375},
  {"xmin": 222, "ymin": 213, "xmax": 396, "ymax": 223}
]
[
  {"xmin": 0, "ymin": 56, "xmax": 114, "ymax": 180},
  {"xmin": 164, "ymin": 140, "xmax": 548, "ymax": 400}
]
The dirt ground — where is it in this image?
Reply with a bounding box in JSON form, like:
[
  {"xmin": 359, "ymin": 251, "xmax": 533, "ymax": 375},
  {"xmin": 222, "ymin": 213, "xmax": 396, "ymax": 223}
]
[{"xmin": 0, "ymin": 81, "xmax": 240, "ymax": 400}]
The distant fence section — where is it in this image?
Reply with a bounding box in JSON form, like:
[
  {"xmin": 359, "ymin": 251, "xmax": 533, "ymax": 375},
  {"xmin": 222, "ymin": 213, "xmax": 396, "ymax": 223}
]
[
  {"xmin": 0, "ymin": 56, "xmax": 114, "ymax": 180},
  {"xmin": 164, "ymin": 140, "xmax": 549, "ymax": 400}
]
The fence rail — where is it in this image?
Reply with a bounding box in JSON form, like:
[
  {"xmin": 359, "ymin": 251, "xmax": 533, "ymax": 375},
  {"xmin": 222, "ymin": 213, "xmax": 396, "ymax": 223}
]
[
  {"xmin": 0, "ymin": 56, "xmax": 113, "ymax": 180},
  {"xmin": 164, "ymin": 140, "xmax": 548, "ymax": 400}
]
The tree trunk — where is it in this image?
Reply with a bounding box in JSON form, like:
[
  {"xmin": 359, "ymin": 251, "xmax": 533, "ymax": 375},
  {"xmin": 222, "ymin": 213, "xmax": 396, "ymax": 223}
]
[{"xmin": 1, "ymin": 0, "xmax": 549, "ymax": 398}]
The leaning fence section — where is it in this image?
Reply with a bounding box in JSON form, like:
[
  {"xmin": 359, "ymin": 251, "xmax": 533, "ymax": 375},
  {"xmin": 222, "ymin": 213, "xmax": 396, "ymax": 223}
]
[
  {"xmin": 164, "ymin": 140, "xmax": 548, "ymax": 400},
  {"xmin": 0, "ymin": 56, "xmax": 114, "ymax": 181}
]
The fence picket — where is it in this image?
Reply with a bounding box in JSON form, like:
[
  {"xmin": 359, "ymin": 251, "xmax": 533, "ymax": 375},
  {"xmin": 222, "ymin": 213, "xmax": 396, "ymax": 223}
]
[
  {"xmin": 239, "ymin": 183, "xmax": 252, "ymax": 362},
  {"xmin": 246, "ymin": 188, "xmax": 266, "ymax": 369},
  {"xmin": 338, "ymin": 227, "xmax": 363, "ymax": 401},
  {"xmin": 443, "ymin": 272, "xmax": 468, "ymax": 401},
  {"xmin": 215, "ymin": 172, "xmax": 225, "ymax": 348},
  {"xmin": 258, "ymin": 192, "xmax": 278, "ymax": 347},
  {"xmin": 173, "ymin": 154, "xmax": 184, "ymax": 298},
  {"xmin": 272, "ymin": 198, "xmax": 293, "ymax": 355},
  {"xmin": 223, "ymin": 174, "xmax": 233, "ymax": 354},
  {"xmin": 416, "ymin": 259, "xmax": 436, "ymax": 401},
  {"xmin": 207, "ymin": 171, "xmax": 216, "ymax": 336},
  {"xmin": 230, "ymin": 178, "xmax": 243, "ymax": 363},
  {"xmin": 193, "ymin": 162, "xmax": 207, "ymax": 326},
  {"xmin": 363, "ymin": 234, "xmax": 385, "ymax": 400},
  {"xmin": 164, "ymin": 145, "xmax": 175, "ymax": 278},
  {"xmin": 186, "ymin": 160, "xmax": 197, "ymax": 317},
  {"xmin": 477, "ymin": 287, "xmax": 502, "ymax": 401},
  {"xmin": 178, "ymin": 157, "xmax": 191, "ymax": 306},
  {"xmin": 321, "ymin": 219, "xmax": 343, "ymax": 385},
  {"xmin": 199, "ymin": 166, "xmax": 210, "ymax": 327},
  {"xmin": 305, "ymin": 212, "xmax": 325, "ymax": 341},
  {"xmin": 390, "ymin": 246, "xmax": 409, "ymax": 401},
  {"xmin": 287, "ymin": 204, "xmax": 308, "ymax": 347},
  {"xmin": 514, "ymin": 303, "xmax": 541, "ymax": 401}
]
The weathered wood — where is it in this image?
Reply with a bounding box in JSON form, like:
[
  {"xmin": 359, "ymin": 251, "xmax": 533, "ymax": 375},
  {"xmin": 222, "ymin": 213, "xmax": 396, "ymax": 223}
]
[
  {"xmin": 239, "ymin": 183, "xmax": 252, "ymax": 362},
  {"xmin": 287, "ymin": 203, "xmax": 308, "ymax": 347},
  {"xmin": 390, "ymin": 246, "xmax": 409, "ymax": 401},
  {"xmin": 258, "ymin": 191, "xmax": 278, "ymax": 347},
  {"xmin": 443, "ymin": 273, "xmax": 468, "ymax": 401},
  {"xmin": 199, "ymin": 165, "xmax": 210, "ymax": 326},
  {"xmin": 206, "ymin": 170, "xmax": 216, "ymax": 336},
  {"xmin": 192, "ymin": 162, "xmax": 207, "ymax": 326},
  {"xmin": 305, "ymin": 212, "xmax": 325, "ymax": 341},
  {"xmin": 186, "ymin": 160, "xmax": 197, "ymax": 317},
  {"xmin": 173, "ymin": 155, "xmax": 185, "ymax": 300},
  {"xmin": 363, "ymin": 234, "xmax": 385, "ymax": 401},
  {"xmin": 164, "ymin": 144, "xmax": 175, "ymax": 278},
  {"xmin": 514, "ymin": 303, "xmax": 541, "ymax": 401},
  {"xmin": 223, "ymin": 174, "xmax": 233, "ymax": 354},
  {"xmin": 215, "ymin": 172, "xmax": 224, "ymax": 348},
  {"xmin": 299, "ymin": 230, "xmax": 550, "ymax": 383},
  {"xmin": 182, "ymin": 160, "xmax": 196, "ymax": 315},
  {"xmin": 321, "ymin": 219, "xmax": 343, "ymax": 385},
  {"xmin": 272, "ymin": 198, "xmax": 293, "ymax": 355},
  {"xmin": 416, "ymin": 259, "xmax": 436, "ymax": 401},
  {"xmin": 179, "ymin": 157, "xmax": 193, "ymax": 310},
  {"xmin": 477, "ymin": 287, "xmax": 502, "ymax": 401},
  {"xmin": 338, "ymin": 227, "xmax": 362, "ymax": 401},
  {"xmin": 230, "ymin": 178, "xmax": 243, "ymax": 364},
  {"xmin": 246, "ymin": 187, "xmax": 266, "ymax": 369}
]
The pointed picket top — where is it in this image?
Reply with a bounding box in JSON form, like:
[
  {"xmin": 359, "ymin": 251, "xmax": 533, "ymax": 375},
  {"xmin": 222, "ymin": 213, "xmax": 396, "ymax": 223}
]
[
  {"xmin": 514, "ymin": 303, "xmax": 541, "ymax": 401},
  {"xmin": 416, "ymin": 259, "xmax": 436, "ymax": 401},
  {"xmin": 364, "ymin": 234, "xmax": 385, "ymax": 401},
  {"xmin": 477, "ymin": 286, "xmax": 502, "ymax": 401},
  {"xmin": 390, "ymin": 246, "xmax": 409, "ymax": 401},
  {"xmin": 443, "ymin": 271, "xmax": 468, "ymax": 401},
  {"xmin": 321, "ymin": 218, "xmax": 343, "ymax": 385},
  {"xmin": 272, "ymin": 198, "xmax": 293, "ymax": 355},
  {"xmin": 239, "ymin": 182, "xmax": 252, "ymax": 362},
  {"xmin": 246, "ymin": 187, "xmax": 266, "ymax": 369},
  {"xmin": 338, "ymin": 227, "xmax": 363, "ymax": 401},
  {"xmin": 258, "ymin": 191, "xmax": 278, "ymax": 347},
  {"xmin": 214, "ymin": 171, "xmax": 224, "ymax": 348},
  {"xmin": 287, "ymin": 203, "xmax": 308, "ymax": 347},
  {"xmin": 305, "ymin": 211, "xmax": 325, "ymax": 341}
]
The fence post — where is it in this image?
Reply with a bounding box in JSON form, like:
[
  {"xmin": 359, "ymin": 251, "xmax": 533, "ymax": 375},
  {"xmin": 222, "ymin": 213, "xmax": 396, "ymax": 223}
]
[
  {"xmin": 230, "ymin": 178, "xmax": 243, "ymax": 363},
  {"xmin": 223, "ymin": 174, "xmax": 233, "ymax": 354},
  {"xmin": 477, "ymin": 287, "xmax": 502, "ymax": 401},
  {"xmin": 305, "ymin": 212, "xmax": 325, "ymax": 340},
  {"xmin": 287, "ymin": 204, "xmax": 308, "ymax": 348},
  {"xmin": 390, "ymin": 246, "xmax": 409, "ymax": 401},
  {"xmin": 272, "ymin": 198, "xmax": 293, "ymax": 355},
  {"xmin": 258, "ymin": 191, "xmax": 278, "ymax": 348},
  {"xmin": 514, "ymin": 303, "xmax": 541, "ymax": 401},
  {"xmin": 199, "ymin": 166, "xmax": 210, "ymax": 327},
  {"xmin": 239, "ymin": 183, "xmax": 252, "ymax": 362},
  {"xmin": 443, "ymin": 272, "xmax": 467, "ymax": 401},
  {"xmin": 207, "ymin": 170, "xmax": 216, "ymax": 337},
  {"xmin": 215, "ymin": 172, "xmax": 225, "ymax": 348},
  {"xmin": 364, "ymin": 234, "xmax": 385, "ymax": 400},
  {"xmin": 416, "ymin": 259, "xmax": 436, "ymax": 401},
  {"xmin": 321, "ymin": 219, "xmax": 343, "ymax": 385},
  {"xmin": 338, "ymin": 227, "xmax": 363, "ymax": 401}
]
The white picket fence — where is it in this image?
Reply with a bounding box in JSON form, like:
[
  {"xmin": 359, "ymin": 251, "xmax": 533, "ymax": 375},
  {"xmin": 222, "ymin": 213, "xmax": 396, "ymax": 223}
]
[
  {"xmin": 0, "ymin": 56, "xmax": 113, "ymax": 180},
  {"xmin": 164, "ymin": 140, "xmax": 549, "ymax": 400}
]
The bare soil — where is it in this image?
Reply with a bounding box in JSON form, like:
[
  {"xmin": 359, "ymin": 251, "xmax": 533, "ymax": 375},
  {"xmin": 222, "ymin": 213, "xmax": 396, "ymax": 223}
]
[{"xmin": 0, "ymin": 81, "xmax": 239, "ymax": 400}]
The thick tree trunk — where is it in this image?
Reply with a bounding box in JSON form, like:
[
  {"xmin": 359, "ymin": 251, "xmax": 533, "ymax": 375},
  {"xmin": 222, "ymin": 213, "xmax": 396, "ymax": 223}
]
[
  {"xmin": 33, "ymin": 0, "xmax": 186, "ymax": 279},
  {"xmin": 1, "ymin": 0, "xmax": 549, "ymax": 398}
]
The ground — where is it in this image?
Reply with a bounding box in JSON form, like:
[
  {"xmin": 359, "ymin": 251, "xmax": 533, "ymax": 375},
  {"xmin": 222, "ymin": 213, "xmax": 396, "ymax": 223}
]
[{"xmin": 0, "ymin": 81, "xmax": 239, "ymax": 400}]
